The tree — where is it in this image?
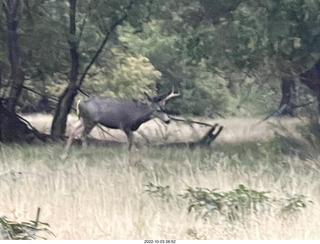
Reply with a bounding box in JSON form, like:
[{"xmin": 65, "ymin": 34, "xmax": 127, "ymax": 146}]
[
  {"xmin": 2, "ymin": 0, "xmax": 25, "ymax": 112},
  {"xmin": 50, "ymin": 0, "xmax": 79, "ymax": 138}
]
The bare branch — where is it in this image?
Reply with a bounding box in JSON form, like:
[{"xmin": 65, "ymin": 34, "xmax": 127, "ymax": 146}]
[
  {"xmin": 77, "ymin": 1, "xmax": 134, "ymax": 93},
  {"xmin": 22, "ymin": 85, "xmax": 59, "ymax": 103}
]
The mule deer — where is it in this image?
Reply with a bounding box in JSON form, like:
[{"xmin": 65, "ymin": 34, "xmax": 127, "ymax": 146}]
[{"xmin": 64, "ymin": 88, "xmax": 180, "ymax": 153}]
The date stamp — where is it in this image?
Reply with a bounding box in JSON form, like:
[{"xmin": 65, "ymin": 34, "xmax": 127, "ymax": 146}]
[{"xmin": 144, "ymin": 240, "xmax": 176, "ymax": 244}]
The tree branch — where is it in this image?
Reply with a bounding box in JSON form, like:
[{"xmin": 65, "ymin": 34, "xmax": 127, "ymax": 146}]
[
  {"xmin": 77, "ymin": 1, "xmax": 134, "ymax": 95},
  {"xmin": 170, "ymin": 117, "xmax": 218, "ymax": 127},
  {"xmin": 22, "ymin": 85, "xmax": 59, "ymax": 103}
]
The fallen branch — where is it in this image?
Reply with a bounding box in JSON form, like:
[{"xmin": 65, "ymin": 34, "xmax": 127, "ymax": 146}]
[
  {"xmin": 256, "ymin": 100, "xmax": 316, "ymax": 125},
  {"xmin": 170, "ymin": 117, "xmax": 218, "ymax": 127},
  {"xmin": 159, "ymin": 123, "xmax": 224, "ymax": 149}
]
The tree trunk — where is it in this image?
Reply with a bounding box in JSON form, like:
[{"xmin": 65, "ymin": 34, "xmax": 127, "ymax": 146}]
[
  {"xmin": 3, "ymin": 0, "xmax": 25, "ymax": 112},
  {"xmin": 278, "ymin": 78, "xmax": 295, "ymax": 116},
  {"xmin": 50, "ymin": 86, "xmax": 78, "ymax": 138},
  {"xmin": 278, "ymin": 60, "xmax": 320, "ymax": 118},
  {"xmin": 0, "ymin": 99, "xmax": 32, "ymax": 142},
  {"xmin": 51, "ymin": 0, "xmax": 79, "ymax": 138},
  {"xmin": 0, "ymin": 98, "xmax": 47, "ymax": 143},
  {"xmin": 300, "ymin": 60, "xmax": 320, "ymax": 115}
]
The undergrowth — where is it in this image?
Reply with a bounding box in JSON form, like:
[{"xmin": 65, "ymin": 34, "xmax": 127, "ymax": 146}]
[{"xmin": 146, "ymin": 183, "xmax": 312, "ymax": 222}]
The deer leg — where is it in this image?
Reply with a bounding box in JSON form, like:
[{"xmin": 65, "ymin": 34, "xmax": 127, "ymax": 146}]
[
  {"xmin": 125, "ymin": 131, "xmax": 133, "ymax": 150},
  {"xmin": 64, "ymin": 120, "xmax": 85, "ymax": 154},
  {"xmin": 81, "ymin": 121, "xmax": 96, "ymax": 149}
]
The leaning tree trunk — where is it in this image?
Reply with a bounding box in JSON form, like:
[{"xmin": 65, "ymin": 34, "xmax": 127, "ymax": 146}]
[
  {"xmin": 50, "ymin": 85, "xmax": 79, "ymax": 138},
  {"xmin": 3, "ymin": 0, "xmax": 25, "ymax": 112},
  {"xmin": 51, "ymin": 0, "xmax": 79, "ymax": 138}
]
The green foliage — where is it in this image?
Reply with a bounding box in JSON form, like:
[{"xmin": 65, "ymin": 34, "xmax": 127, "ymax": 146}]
[
  {"xmin": 0, "ymin": 215, "xmax": 54, "ymax": 240},
  {"xmin": 117, "ymin": 19, "xmax": 183, "ymax": 95},
  {"xmin": 117, "ymin": 19, "xmax": 232, "ymax": 115},
  {"xmin": 180, "ymin": 184, "xmax": 270, "ymax": 220},
  {"xmin": 145, "ymin": 182, "xmax": 172, "ymax": 201},
  {"xmin": 280, "ymin": 194, "xmax": 313, "ymax": 214},
  {"xmin": 188, "ymin": 60, "xmax": 232, "ymax": 116},
  {"xmin": 83, "ymin": 54, "xmax": 160, "ymax": 99}
]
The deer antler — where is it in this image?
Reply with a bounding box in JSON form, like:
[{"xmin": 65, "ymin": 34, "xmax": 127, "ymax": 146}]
[{"xmin": 161, "ymin": 87, "xmax": 180, "ymax": 105}]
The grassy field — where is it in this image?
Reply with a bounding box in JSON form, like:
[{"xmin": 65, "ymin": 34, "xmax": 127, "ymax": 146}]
[{"xmin": 0, "ymin": 115, "xmax": 320, "ymax": 240}]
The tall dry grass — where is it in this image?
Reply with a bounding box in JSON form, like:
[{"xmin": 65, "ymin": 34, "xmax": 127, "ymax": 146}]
[{"xmin": 0, "ymin": 115, "xmax": 319, "ymax": 240}]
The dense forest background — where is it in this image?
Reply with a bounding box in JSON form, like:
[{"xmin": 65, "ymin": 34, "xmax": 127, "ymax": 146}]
[{"xmin": 1, "ymin": 0, "xmax": 320, "ymax": 140}]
